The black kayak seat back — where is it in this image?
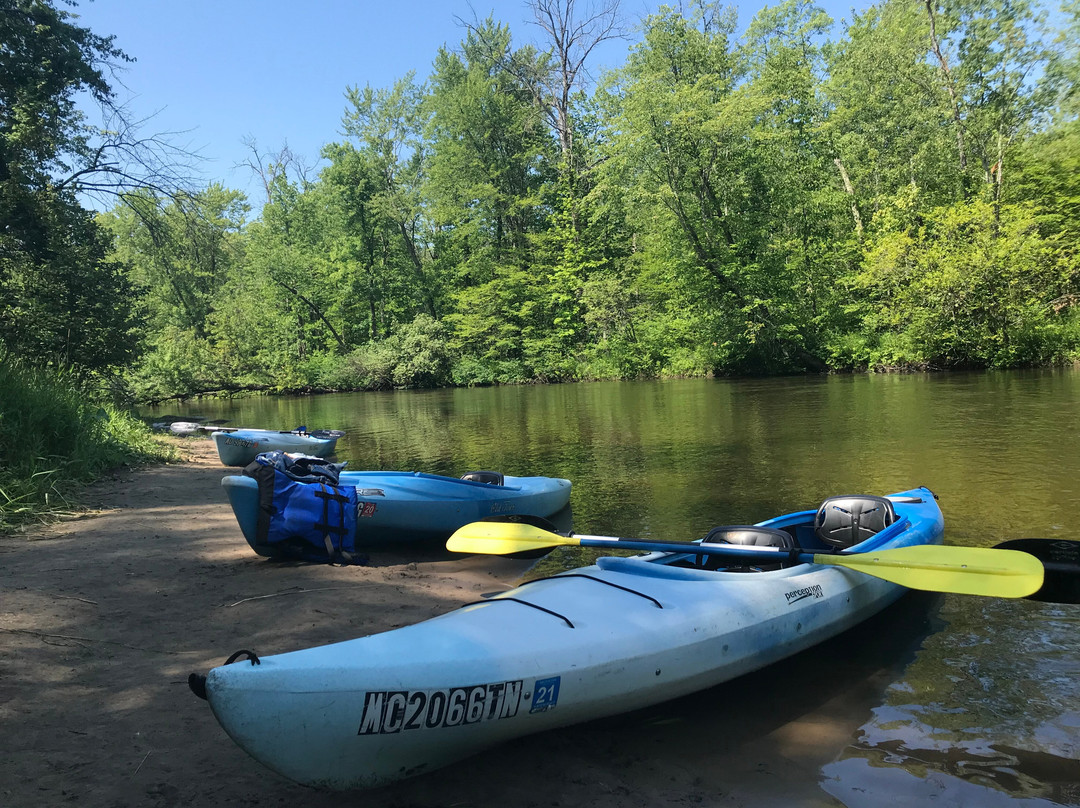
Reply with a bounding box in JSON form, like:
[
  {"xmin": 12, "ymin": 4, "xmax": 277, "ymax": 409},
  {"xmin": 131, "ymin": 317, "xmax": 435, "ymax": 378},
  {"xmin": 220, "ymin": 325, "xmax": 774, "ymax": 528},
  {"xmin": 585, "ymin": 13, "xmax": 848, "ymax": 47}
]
[
  {"xmin": 698, "ymin": 525, "xmax": 794, "ymax": 572},
  {"xmin": 461, "ymin": 470, "xmax": 505, "ymax": 486},
  {"xmin": 701, "ymin": 525, "xmax": 794, "ymax": 549},
  {"xmin": 815, "ymin": 495, "xmax": 897, "ymax": 549}
]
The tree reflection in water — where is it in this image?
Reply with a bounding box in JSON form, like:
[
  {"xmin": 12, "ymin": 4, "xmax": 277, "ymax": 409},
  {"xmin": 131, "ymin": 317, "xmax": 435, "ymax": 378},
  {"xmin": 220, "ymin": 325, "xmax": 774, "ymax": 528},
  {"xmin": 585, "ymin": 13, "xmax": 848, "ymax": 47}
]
[{"xmin": 823, "ymin": 597, "xmax": 1080, "ymax": 805}]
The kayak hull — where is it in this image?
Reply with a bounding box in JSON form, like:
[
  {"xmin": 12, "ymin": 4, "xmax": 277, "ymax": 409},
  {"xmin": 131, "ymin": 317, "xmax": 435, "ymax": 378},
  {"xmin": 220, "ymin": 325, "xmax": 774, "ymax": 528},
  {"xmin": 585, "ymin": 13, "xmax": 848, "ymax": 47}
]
[
  {"xmin": 222, "ymin": 470, "xmax": 573, "ymax": 548},
  {"xmin": 212, "ymin": 429, "xmax": 340, "ymax": 467},
  {"xmin": 200, "ymin": 487, "xmax": 942, "ymax": 789}
]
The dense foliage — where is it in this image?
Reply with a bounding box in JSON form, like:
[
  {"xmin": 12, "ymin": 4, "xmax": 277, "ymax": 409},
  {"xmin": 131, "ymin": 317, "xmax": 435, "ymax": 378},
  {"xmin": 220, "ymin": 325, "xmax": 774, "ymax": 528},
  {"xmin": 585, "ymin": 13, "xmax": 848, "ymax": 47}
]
[
  {"xmin": 0, "ymin": 0, "xmax": 143, "ymax": 369},
  {"xmin": 3, "ymin": 0, "xmax": 1080, "ymax": 403},
  {"xmin": 0, "ymin": 360, "xmax": 174, "ymax": 528},
  {"xmin": 0, "ymin": 0, "xmax": 174, "ymax": 526}
]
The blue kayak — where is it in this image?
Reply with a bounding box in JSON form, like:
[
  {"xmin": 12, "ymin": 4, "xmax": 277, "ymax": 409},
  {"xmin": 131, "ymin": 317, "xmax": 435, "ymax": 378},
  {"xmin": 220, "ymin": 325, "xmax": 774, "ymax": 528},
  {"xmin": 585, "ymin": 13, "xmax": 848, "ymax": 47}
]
[
  {"xmin": 222, "ymin": 469, "xmax": 572, "ymax": 552},
  {"xmin": 211, "ymin": 428, "xmax": 343, "ymax": 466},
  {"xmin": 194, "ymin": 487, "xmax": 947, "ymax": 789}
]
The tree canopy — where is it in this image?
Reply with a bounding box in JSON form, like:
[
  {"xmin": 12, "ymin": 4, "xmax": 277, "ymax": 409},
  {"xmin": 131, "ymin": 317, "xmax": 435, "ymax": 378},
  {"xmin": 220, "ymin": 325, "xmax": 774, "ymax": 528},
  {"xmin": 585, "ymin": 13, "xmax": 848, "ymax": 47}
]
[{"xmin": 3, "ymin": 0, "xmax": 1080, "ymax": 401}]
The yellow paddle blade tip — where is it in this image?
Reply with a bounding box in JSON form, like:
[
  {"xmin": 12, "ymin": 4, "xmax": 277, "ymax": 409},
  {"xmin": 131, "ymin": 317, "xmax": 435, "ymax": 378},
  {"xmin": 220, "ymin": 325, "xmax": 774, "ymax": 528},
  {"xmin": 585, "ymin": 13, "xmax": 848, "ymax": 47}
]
[
  {"xmin": 447, "ymin": 521, "xmax": 575, "ymax": 555},
  {"xmin": 816, "ymin": 545, "xmax": 1045, "ymax": 598}
]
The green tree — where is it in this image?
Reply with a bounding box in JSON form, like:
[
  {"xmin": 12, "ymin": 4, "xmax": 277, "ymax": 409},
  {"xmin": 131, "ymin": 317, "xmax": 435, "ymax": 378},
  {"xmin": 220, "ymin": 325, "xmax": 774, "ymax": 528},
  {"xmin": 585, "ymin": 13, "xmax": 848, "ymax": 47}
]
[
  {"xmin": 425, "ymin": 19, "xmax": 559, "ymax": 380},
  {"xmin": 340, "ymin": 75, "xmax": 437, "ymax": 318},
  {"xmin": 949, "ymin": 0, "xmax": 1052, "ymax": 213},
  {"xmin": 1044, "ymin": 0, "xmax": 1080, "ymax": 121},
  {"xmin": 100, "ymin": 186, "xmax": 248, "ymax": 397},
  {"xmin": 826, "ymin": 0, "xmax": 963, "ymax": 219},
  {"xmin": 0, "ymin": 0, "xmax": 141, "ymax": 369},
  {"xmin": 598, "ymin": 2, "xmax": 830, "ymax": 374}
]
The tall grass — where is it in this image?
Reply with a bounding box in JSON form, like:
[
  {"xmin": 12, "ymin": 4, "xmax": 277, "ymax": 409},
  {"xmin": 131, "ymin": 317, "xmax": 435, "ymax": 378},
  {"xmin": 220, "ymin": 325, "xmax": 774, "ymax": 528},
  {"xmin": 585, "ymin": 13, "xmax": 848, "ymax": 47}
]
[{"xmin": 0, "ymin": 360, "xmax": 176, "ymax": 530}]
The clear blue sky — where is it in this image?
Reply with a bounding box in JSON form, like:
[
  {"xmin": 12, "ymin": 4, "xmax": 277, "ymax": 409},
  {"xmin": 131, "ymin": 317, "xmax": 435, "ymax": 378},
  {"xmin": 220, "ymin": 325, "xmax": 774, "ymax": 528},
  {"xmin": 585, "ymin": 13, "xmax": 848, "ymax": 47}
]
[{"xmin": 72, "ymin": 0, "xmax": 868, "ymax": 203}]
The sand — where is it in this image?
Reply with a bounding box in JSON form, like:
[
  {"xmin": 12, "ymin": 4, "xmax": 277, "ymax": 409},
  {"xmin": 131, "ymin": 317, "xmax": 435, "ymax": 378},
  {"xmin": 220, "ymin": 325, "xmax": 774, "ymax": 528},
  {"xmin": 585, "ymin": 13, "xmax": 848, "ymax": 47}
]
[{"xmin": 0, "ymin": 439, "xmax": 878, "ymax": 807}]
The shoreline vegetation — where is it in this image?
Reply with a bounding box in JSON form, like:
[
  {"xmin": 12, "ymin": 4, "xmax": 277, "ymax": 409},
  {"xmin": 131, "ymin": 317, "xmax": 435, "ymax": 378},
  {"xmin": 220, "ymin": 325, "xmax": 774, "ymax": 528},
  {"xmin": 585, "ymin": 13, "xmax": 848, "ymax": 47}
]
[
  {"xmin": 3, "ymin": 1, "xmax": 1080, "ymax": 404},
  {"xmin": 131, "ymin": 356, "xmax": 1080, "ymax": 408},
  {"xmin": 134, "ymin": 356, "xmax": 1080, "ymax": 406},
  {"xmin": 0, "ymin": 361, "xmax": 177, "ymax": 531}
]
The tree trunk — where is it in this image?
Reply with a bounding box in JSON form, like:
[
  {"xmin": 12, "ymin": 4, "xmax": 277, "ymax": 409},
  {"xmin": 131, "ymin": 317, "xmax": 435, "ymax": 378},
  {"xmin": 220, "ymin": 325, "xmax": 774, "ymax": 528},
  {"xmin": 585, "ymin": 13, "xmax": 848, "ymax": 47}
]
[
  {"xmin": 923, "ymin": 0, "xmax": 968, "ymax": 172},
  {"xmin": 397, "ymin": 222, "xmax": 436, "ymax": 318},
  {"xmin": 272, "ymin": 274, "xmax": 347, "ymax": 351},
  {"xmin": 833, "ymin": 158, "xmax": 864, "ymax": 241}
]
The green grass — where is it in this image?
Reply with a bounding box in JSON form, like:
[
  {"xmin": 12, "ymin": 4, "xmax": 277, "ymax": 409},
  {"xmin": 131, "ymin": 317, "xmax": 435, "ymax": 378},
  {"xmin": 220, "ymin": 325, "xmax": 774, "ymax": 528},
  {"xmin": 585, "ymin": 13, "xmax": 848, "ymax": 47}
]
[{"xmin": 0, "ymin": 360, "xmax": 177, "ymax": 531}]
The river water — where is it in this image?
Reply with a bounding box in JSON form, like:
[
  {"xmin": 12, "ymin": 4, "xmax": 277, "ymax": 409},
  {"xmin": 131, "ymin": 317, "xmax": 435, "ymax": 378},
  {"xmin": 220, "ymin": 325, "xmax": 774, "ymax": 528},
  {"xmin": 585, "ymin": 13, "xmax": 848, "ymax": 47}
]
[{"xmin": 146, "ymin": 369, "xmax": 1080, "ymax": 805}]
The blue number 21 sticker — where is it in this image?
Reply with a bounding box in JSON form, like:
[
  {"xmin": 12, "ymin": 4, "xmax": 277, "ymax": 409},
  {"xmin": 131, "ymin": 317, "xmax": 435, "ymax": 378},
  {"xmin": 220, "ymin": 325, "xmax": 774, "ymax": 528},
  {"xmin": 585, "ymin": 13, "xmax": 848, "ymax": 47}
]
[{"xmin": 530, "ymin": 676, "xmax": 561, "ymax": 713}]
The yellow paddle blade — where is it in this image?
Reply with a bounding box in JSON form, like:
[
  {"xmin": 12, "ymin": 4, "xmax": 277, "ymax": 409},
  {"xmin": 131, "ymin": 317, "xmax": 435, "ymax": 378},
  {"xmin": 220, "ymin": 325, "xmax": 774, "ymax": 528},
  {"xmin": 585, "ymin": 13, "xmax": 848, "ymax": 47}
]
[
  {"xmin": 447, "ymin": 521, "xmax": 581, "ymax": 554},
  {"xmin": 814, "ymin": 545, "xmax": 1044, "ymax": 598}
]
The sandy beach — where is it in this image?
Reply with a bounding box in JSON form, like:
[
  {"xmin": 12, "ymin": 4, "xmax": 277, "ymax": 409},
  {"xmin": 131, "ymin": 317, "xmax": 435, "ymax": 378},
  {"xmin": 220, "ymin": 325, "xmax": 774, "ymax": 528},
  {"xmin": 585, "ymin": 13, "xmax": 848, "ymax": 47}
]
[{"xmin": 0, "ymin": 438, "xmax": 913, "ymax": 807}]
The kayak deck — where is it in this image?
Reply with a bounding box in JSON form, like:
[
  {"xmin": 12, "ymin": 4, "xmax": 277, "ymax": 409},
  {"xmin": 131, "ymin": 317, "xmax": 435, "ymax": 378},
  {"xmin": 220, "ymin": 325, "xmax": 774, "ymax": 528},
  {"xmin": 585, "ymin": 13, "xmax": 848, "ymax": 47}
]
[{"xmin": 212, "ymin": 429, "xmax": 341, "ymax": 466}]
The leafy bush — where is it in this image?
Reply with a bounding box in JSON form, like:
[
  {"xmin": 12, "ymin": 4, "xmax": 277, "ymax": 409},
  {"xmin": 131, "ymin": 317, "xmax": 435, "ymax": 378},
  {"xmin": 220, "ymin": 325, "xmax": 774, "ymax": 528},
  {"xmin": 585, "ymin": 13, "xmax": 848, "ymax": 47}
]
[
  {"xmin": 311, "ymin": 315, "xmax": 454, "ymax": 391},
  {"xmin": 388, "ymin": 315, "xmax": 453, "ymax": 388},
  {"xmin": 850, "ymin": 200, "xmax": 1079, "ymax": 369}
]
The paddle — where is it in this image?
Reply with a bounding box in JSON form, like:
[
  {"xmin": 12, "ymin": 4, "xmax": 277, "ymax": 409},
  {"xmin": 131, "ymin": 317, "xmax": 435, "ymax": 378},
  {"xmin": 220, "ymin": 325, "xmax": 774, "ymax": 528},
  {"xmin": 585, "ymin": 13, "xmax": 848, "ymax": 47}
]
[
  {"xmin": 447, "ymin": 521, "xmax": 1045, "ymax": 599},
  {"xmin": 993, "ymin": 538, "xmax": 1080, "ymax": 604}
]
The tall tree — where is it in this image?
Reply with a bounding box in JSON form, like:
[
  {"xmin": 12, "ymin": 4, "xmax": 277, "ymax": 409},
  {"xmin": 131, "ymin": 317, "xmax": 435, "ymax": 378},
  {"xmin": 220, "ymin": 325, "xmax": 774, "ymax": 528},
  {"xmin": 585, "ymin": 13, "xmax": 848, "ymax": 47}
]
[
  {"xmin": 599, "ymin": 1, "xmax": 831, "ymax": 372},
  {"xmin": 0, "ymin": 0, "xmax": 140, "ymax": 369},
  {"xmin": 425, "ymin": 19, "xmax": 559, "ymax": 378},
  {"xmin": 949, "ymin": 0, "xmax": 1051, "ymax": 212},
  {"xmin": 340, "ymin": 75, "xmax": 437, "ymax": 318},
  {"xmin": 826, "ymin": 0, "xmax": 961, "ymax": 219},
  {"xmin": 1044, "ymin": 0, "xmax": 1080, "ymax": 121},
  {"xmin": 104, "ymin": 186, "xmax": 247, "ymax": 337},
  {"xmin": 923, "ymin": 0, "xmax": 970, "ymax": 173},
  {"xmin": 741, "ymin": 0, "xmax": 842, "ymax": 351},
  {"xmin": 100, "ymin": 186, "xmax": 248, "ymax": 397}
]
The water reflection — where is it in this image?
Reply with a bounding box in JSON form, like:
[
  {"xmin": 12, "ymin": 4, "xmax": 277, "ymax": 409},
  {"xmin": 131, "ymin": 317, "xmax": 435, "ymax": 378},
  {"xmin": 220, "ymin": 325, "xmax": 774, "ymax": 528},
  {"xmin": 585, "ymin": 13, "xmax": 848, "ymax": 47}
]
[
  {"xmin": 144, "ymin": 368, "xmax": 1080, "ymax": 803},
  {"xmin": 145, "ymin": 371, "xmax": 1080, "ymax": 543},
  {"xmin": 822, "ymin": 596, "xmax": 1080, "ymax": 806}
]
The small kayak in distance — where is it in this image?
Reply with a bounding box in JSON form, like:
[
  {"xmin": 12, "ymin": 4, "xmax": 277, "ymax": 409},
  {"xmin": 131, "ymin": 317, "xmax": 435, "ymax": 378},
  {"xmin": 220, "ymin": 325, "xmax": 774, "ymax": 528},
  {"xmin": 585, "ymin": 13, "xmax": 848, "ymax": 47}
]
[
  {"xmin": 211, "ymin": 428, "xmax": 344, "ymax": 466},
  {"xmin": 167, "ymin": 421, "xmax": 204, "ymax": 437},
  {"xmin": 221, "ymin": 469, "xmax": 573, "ymax": 549},
  {"xmin": 192, "ymin": 487, "xmax": 943, "ymax": 790}
]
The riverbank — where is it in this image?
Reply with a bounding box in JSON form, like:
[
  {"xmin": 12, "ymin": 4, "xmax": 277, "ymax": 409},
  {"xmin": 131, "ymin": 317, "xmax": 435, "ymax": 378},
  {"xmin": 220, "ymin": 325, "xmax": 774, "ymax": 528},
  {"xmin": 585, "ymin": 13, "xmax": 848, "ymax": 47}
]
[{"xmin": 1, "ymin": 437, "xmax": 939, "ymax": 807}]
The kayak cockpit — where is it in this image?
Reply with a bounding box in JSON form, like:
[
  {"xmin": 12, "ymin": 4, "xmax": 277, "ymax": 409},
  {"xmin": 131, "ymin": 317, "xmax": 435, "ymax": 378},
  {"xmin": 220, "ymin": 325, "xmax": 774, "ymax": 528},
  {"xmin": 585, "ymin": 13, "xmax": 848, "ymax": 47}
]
[{"xmin": 616, "ymin": 494, "xmax": 909, "ymax": 575}]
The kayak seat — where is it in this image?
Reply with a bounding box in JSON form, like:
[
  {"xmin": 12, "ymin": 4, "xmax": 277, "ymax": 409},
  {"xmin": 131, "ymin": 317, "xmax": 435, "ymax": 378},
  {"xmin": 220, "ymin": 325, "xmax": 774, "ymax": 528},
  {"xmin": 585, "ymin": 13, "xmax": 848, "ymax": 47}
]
[
  {"xmin": 461, "ymin": 470, "xmax": 505, "ymax": 486},
  {"xmin": 815, "ymin": 495, "xmax": 897, "ymax": 549},
  {"xmin": 698, "ymin": 525, "xmax": 794, "ymax": 572}
]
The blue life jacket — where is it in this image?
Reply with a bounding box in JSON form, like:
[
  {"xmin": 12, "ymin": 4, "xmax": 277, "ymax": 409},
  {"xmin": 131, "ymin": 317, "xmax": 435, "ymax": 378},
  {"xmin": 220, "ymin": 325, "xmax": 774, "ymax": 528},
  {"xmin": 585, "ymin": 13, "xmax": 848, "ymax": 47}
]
[{"xmin": 244, "ymin": 452, "xmax": 365, "ymax": 565}]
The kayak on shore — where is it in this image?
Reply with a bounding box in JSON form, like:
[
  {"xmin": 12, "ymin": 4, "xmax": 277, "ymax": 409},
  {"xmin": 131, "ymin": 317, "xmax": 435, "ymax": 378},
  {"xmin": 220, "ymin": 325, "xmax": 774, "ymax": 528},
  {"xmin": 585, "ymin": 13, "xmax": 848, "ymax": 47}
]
[
  {"xmin": 221, "ymin": 465, "xmax": 573, "ymax": 555},
  {"xmin": 192, "ymin": 487, "xmax": 958, "ymax": 790},
  {"xmin": 211, "ymin": 427, "xmax": 344, "ymax": 466}
]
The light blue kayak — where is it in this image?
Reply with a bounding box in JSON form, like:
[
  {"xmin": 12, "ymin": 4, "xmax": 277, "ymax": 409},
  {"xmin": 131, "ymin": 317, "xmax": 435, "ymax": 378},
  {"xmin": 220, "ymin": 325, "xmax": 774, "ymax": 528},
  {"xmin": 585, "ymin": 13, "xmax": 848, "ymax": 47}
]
[
  {"xmin": 222, "ymin": 469, "xmax": 573, "ymax": 550},
  {"xmin": 211, "ymin": 428, "xmax": 343, "ymax": 466},
  {"xmin": 192, "ymin": 487, "xmax": 943, "ymax": 789}
]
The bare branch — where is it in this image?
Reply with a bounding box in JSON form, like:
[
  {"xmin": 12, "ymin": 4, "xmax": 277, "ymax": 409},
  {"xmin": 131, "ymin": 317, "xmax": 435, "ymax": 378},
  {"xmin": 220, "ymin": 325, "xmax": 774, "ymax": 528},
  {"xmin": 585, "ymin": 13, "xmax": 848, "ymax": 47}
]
[
  {"xmin": 456, "ymin": 0, "xmax": 624, "ymax": 170},
  {"xmin": 56, "ymin": 107, "xmax": 204, "ymax": 210},
  {"xmin": 528, "ymin": 0, "xmax": 624, "ymax": 166},
  {"xmin": 237, "ymin": 138, "xmax": 315, "ymax": 205}
]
